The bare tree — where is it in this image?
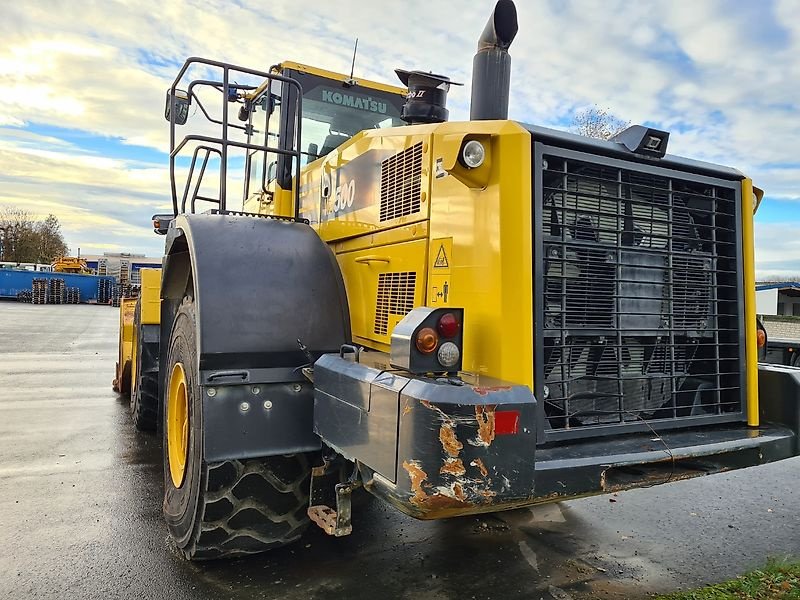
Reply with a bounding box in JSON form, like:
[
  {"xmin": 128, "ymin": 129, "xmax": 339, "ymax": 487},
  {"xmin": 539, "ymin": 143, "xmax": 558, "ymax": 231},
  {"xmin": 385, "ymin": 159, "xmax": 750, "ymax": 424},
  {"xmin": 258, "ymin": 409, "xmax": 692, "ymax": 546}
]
[
  {"xmin": 0, "ymin": 207, "xmax": 69, "ymax": 263},
  {"xmin": 571, "ymin": 106, "xmax": 630, "ymax": 140}
]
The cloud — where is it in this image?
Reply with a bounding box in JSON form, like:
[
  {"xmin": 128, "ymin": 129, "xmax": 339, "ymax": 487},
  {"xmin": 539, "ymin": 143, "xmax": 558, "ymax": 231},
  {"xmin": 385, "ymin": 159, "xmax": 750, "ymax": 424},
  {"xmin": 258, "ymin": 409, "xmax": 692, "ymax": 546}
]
[{"xmin": 0, "ymin": 0, "xmax": 797, "ymax": 276}]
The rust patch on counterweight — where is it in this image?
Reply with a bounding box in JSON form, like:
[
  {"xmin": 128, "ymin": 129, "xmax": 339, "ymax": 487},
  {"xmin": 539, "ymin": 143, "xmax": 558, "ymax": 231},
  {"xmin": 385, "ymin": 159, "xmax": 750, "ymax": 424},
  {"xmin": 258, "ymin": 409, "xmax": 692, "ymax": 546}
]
[
  {"xmin": 474, "ymin": 405, "xmax": 496, "ymax": 446},
  {"xmin": 402, "ymin": 460, "xmax": 429, "ymax": 505},
  {"xmin": 440, "ymin": 458, "xmax": 466, "ymax": 476},
  {"xmin": 439, "ymin": 423, "xmax": 463, "ymax": 457},
  {"xmin": 470, "ymin": 458, "xmax": 489, "ymax": 477}
]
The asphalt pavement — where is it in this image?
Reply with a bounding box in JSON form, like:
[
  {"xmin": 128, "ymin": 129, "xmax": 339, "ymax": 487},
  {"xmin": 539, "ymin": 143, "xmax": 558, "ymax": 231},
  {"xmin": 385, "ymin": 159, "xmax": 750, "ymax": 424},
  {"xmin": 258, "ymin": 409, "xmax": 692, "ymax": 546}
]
[{"xmin": 1, "ymin": 301, "xmax": 800, "ymax": 600}]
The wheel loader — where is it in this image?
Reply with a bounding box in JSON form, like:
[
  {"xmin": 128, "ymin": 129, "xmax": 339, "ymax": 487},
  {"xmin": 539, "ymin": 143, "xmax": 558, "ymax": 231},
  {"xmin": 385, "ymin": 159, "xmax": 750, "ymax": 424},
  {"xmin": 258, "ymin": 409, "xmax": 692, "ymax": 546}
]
[{"xmin": 116, "ymin": 0, "xmax": 800, "ymax": 560}]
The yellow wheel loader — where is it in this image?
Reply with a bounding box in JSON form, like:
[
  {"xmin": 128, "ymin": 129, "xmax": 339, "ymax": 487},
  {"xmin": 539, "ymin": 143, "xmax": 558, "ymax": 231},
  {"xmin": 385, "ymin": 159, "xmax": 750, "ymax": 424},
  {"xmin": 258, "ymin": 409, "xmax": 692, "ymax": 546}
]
[{"xmin": 116, "ymin": 0, "xmax": 798, "ymax": 561}]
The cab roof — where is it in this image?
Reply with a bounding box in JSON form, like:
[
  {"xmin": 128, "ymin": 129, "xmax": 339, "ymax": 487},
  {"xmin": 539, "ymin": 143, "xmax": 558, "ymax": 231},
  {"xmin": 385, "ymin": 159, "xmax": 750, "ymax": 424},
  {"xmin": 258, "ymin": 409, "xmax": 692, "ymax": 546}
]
[{"xmin": 276, "ymin": 61, "xmax": 407, "ymax": 97}]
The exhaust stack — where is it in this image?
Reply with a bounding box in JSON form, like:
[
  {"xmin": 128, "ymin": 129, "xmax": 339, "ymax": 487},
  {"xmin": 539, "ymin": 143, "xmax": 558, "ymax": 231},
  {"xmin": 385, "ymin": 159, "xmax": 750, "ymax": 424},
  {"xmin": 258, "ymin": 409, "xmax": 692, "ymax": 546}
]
[{"xmin": 470, "ymin": 0, "xmax": 518, "ymax": 121}]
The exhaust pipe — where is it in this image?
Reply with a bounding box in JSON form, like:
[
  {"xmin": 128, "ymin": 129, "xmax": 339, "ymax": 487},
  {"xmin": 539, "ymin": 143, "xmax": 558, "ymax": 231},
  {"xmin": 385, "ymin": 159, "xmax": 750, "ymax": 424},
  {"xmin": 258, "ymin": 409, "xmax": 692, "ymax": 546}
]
[{"xmin": 470, "ymin": 0, "xmax": 518, "ymax": 121}]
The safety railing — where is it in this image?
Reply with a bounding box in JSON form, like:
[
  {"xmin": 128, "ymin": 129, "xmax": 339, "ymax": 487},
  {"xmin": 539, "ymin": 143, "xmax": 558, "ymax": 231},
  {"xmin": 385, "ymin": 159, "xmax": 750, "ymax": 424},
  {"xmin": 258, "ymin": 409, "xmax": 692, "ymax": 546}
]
[{"xmin": 166, "ymin": 57, "xmax": 303, "ymax": 218}]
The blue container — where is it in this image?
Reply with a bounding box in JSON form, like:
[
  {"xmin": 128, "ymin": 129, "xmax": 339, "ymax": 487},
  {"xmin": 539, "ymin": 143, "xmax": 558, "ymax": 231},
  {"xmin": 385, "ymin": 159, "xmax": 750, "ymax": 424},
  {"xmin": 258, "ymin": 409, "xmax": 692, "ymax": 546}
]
[{"xmin": 0, "ymin": 269, "xmax": 115, "ymax": 303}]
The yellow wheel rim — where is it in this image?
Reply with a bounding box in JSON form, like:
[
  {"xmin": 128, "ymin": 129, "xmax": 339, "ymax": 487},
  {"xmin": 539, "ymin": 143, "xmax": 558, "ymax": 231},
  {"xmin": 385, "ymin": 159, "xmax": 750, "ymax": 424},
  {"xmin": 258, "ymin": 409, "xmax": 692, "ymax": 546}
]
[{"xmin": 167, "ymin": 362, "xmax": 190, "ymax": 488}]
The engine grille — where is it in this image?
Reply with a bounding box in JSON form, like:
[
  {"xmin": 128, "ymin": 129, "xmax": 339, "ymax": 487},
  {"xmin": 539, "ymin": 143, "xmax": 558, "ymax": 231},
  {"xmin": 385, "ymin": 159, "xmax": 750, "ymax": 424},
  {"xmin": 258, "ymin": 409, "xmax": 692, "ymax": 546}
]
[
  {"xmin": 536, "ymin": 149, "xmax": 743, "ymax": 437},
  {"xmin": 374, "ymin": 271, "xmax": 417, "ymax": 336},
  {"xmin": 380, "ymin": 143, "xmax": 423, "ymax": 222}
]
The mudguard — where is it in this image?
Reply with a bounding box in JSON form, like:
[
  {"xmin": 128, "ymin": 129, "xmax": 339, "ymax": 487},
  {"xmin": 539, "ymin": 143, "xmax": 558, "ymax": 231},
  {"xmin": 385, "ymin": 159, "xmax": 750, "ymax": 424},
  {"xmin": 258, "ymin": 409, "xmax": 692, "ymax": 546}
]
[{"xmin": 160, "ymin": 213, "xmax": 350, "ymax": 460}]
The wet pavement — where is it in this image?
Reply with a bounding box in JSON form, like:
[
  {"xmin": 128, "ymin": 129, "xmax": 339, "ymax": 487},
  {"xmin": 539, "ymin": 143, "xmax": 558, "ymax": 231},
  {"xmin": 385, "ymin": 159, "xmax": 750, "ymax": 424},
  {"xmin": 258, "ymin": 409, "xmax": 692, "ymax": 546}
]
[{"xmin": 1, "ymin": 301, "xmax": 800, "ymax": 599}]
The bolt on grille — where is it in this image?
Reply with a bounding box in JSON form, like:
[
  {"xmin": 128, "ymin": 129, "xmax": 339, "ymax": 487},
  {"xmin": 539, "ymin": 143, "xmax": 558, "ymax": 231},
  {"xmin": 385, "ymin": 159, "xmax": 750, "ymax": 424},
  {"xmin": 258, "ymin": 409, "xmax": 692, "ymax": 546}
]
[
  {"xmin": 374, "ymin": 271, "xmax": 417, "ymax": 336},
  {"xmin": 379, "ymin": 142, "xmax": 423, "ymax": 222},
  {"xmin": 537, "ymin": 152, "xmax": 743, "ymax": 436}
]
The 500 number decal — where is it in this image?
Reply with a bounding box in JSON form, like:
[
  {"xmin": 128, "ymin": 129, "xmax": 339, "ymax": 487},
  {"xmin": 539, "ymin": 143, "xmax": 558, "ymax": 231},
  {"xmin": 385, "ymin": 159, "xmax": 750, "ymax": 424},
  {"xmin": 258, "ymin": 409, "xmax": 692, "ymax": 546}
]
[{"xmin": 326, "ymin": 178, "xmax": 355, "ymax": 214}]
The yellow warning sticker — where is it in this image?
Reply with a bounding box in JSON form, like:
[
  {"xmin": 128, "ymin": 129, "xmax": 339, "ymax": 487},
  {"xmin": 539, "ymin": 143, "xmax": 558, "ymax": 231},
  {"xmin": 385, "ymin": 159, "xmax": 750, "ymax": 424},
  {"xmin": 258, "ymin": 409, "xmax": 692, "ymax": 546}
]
[
  {"xmin": 429, "ymin": 237, "xmax": 452, "ymax": 306},
  {"xmin": 432, "ymin": 238, "xmax": 452, "ymax": 270}
]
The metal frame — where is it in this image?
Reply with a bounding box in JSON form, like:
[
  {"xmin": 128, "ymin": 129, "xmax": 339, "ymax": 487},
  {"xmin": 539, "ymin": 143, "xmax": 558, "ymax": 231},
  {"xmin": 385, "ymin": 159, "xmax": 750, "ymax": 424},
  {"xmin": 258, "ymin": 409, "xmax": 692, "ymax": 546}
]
[
  {"xmin": 533, "ymin": 142, "xmax": 746, "ymax": 443},
  {"xmin": 167, "ymin": 57, "xmax": 304, "ymax": 218}
]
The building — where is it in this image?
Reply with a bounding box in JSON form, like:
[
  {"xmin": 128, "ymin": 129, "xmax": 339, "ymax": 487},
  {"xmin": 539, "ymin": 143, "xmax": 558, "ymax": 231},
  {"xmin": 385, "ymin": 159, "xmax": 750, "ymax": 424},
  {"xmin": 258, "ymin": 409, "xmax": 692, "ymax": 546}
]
[
  {"xmin": 81, "ymin": 252, "xmax": 162, "ymax": 285},
  {"xmin": 756, "ymin": 282, "xmax": 800, "ymax": 317}
]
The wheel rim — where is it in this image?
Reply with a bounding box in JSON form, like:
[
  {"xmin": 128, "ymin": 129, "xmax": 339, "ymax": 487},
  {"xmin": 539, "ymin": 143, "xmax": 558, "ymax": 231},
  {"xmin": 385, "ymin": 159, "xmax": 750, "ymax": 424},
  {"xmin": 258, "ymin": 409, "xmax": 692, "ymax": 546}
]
[{"xmin": 167, "ymin": 362, "xmax": 190, "ymax": 488}]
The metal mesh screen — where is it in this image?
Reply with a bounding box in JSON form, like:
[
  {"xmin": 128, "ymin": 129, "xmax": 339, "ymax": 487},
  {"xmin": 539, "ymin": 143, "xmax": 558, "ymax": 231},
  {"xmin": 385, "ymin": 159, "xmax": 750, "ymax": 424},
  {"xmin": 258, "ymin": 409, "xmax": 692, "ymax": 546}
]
[
  {"xmin": 374, "ymin": 271, "xmax": 417, "ymax": 335},
  {"xmin": 538, "ymin": 152, "xmax": 743, "ymax": 435},
  {"xmin": 380, "ymin": 142, "xmax": 423, "ymax": 222}
]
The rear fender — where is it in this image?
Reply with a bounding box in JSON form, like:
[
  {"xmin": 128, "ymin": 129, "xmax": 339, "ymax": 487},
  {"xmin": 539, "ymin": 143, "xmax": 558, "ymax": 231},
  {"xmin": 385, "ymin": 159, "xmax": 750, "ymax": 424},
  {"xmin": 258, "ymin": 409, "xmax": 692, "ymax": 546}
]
[{"xmin": 160, "ymin": 214, "xmax": 351, "ymax": 460}]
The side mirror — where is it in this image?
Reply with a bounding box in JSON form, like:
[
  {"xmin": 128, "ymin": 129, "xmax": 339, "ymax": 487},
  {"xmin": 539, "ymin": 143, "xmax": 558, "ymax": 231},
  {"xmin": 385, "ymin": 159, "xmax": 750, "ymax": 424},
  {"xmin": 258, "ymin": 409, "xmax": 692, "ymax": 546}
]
[
  {"xmin": 267, "ymin": 161, "xmax": 278, "ymax": 182},
  {"xmin": 164, "ymin": 89, "xmax": 190, "ymax": 125},
  {"xmin": 152, "ymin": 213, "xmax": 174, "ymax": 235}
]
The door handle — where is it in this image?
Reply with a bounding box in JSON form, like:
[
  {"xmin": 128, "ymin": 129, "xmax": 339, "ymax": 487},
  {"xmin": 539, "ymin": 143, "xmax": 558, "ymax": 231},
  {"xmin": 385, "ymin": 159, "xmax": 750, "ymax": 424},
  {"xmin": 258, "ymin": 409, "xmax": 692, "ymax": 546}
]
[{"xmin": 355, "ymin": 256, "xmax": 391, "ymax": 264}]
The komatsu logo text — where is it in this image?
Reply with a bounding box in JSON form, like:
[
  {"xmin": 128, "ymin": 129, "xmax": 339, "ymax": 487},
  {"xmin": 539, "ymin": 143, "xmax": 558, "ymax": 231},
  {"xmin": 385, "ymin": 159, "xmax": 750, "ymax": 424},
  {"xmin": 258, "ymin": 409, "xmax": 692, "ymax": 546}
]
[{"xmin": 321, "ymin": 90, "xmax": 387, "ymax": 114}]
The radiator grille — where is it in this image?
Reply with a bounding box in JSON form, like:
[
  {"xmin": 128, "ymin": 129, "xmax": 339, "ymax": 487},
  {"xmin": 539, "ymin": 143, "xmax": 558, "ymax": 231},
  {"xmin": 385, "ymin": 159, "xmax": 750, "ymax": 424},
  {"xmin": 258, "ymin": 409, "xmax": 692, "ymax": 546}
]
[
  {"xmin": 380, "ymin": 143, "xmax": 423, "ymax": 222},
  {"xmin": 538, "ymin": 152, "xmax": 742, "ymax": 435},
  {"xmin": 374, "ymin": 271, "xmax": 417, "ymax": 335}
]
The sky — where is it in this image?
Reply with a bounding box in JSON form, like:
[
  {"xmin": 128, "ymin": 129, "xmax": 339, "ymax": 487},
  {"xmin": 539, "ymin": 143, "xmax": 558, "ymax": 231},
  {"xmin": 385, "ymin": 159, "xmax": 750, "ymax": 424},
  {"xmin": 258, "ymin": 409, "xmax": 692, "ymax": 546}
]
[{"xmin": 0, "ymin": 0, "xmax": 798, "ymax": 278}]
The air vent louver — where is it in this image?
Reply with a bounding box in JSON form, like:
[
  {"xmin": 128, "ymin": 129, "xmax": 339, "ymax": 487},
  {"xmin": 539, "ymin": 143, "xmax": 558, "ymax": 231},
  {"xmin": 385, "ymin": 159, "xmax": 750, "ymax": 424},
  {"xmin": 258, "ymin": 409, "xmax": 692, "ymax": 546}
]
[
  {"xmin": 380, "ymin": 143, "xmax": 423, "ymax": 222},
  {"xmin": 374, "ymin": 271, "xmax": 417, "ymax": 335}
]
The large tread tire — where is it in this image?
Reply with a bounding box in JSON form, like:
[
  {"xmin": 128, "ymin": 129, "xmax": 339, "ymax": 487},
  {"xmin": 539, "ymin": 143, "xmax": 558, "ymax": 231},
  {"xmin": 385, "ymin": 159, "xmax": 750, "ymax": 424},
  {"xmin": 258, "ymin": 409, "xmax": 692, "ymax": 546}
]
[
  {"xmin": 163, "ymin": 297, "xmax": 313, "ymax": 561},
  {"xmin": 131, "ymin": 300, "xmax": 158, "ymax": 431}
]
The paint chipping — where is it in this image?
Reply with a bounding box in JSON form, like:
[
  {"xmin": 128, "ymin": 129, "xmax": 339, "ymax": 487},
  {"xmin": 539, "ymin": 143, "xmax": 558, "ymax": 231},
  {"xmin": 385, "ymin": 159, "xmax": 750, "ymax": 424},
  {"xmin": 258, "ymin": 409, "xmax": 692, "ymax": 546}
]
[
  {"xmin": 440, "ymin": 458, "xmax": 466, "ymax": 477},
  {"xmin": 473, "ymin": 385, "xmax": 512, "ymax": 397},
  {"xmin": 402, "ymin": 398, "xmax": 412, "ymax": 417},
  {"xmin": 402, "ymin": 460, "xmax": 428, "ymax": 505},
  {"xmin": 453, "ymin": 482, "xmax": 465, "ymax": 501},
  {"xmin": 474, "ymin": 404, "xmax": 496, "ymax": 446},
  {"xmin": 478, "ymin": 488, "xmax": 497, "ymax": 500},
  {"xmin": 470, "ymin": 458, "xmax": 489, "ymax": 478},
  {"xmin": 439, "ymin": 423, "xmax": 463, "ymax": 457}
]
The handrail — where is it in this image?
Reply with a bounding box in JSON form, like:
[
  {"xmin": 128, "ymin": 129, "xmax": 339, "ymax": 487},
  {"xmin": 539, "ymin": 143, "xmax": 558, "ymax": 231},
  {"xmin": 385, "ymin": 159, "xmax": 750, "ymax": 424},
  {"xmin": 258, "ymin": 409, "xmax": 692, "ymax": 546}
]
[{"xmin": 167, "ymin": 57, "xmax": 304, "ymax": 219}]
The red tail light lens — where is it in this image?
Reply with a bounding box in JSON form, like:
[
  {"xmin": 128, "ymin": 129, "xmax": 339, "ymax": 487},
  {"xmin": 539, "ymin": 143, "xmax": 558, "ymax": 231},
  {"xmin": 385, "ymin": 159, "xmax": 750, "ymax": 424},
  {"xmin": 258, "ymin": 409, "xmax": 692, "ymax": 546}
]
[
  {"xmin": 415, "ymin": 327, "xmax": 439, "ymax": 354},
  {"xmin": 437, "ymin": 312, "xmax": 460, "ymax": 338}
]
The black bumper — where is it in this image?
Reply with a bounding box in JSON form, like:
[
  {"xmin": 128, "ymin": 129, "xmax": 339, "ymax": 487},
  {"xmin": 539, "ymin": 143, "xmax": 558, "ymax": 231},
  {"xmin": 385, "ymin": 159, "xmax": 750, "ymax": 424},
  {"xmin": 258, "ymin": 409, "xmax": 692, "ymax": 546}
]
[{"xmin": 313, "ymin": 356, "xmax": 800, "ymax": 519}]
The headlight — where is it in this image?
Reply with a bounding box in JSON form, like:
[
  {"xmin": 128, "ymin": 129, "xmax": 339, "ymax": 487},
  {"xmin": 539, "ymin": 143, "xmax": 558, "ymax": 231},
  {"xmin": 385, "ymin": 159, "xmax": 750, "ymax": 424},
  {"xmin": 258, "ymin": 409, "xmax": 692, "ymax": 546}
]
[{"xmin": 460, "ymin": 140, "xmax": 485, "ymax": 168}]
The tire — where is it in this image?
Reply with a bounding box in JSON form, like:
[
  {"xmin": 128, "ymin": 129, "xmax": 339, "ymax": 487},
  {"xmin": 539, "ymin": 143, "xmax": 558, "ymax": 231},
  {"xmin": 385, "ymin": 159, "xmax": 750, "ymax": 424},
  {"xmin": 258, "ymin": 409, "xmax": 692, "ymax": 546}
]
[
  {"xmin": 131, "ymin": 300, "xmax": 158, "ymax": 431},
  {"xmin": 162, "ymin": 297, "xmax": 313, "ymax": 560}
]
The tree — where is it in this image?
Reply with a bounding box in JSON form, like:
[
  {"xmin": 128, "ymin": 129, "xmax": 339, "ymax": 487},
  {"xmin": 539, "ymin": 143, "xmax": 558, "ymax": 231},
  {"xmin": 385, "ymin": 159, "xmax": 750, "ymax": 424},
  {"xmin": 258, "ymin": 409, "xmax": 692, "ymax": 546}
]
[
  {"xmin": 0, "ymin": 207, "xmax": 69, "ymax": 264},
  {"xmin": 35, "ymin": 214, "xmax": 69, "ymax": 264},
  {"xmin": 571, "ymin": 106, "xmax": 630, "ymax": 140}
]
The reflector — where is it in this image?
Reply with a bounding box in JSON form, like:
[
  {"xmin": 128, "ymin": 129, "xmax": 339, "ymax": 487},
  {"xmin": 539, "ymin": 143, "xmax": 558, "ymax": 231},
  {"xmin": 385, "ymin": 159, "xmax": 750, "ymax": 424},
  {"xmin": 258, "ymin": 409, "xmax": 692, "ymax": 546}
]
[{"xmin": 494, "ymin": 410, "xmax": 520, "ymax": 435}]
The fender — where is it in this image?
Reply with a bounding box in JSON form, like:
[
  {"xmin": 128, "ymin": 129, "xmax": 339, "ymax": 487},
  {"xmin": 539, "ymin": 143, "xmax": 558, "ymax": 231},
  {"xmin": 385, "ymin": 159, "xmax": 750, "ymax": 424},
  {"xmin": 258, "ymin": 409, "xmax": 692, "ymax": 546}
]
[{"xmin": 160, "ymin": 213, "xmax": 350, "ymax": 460}]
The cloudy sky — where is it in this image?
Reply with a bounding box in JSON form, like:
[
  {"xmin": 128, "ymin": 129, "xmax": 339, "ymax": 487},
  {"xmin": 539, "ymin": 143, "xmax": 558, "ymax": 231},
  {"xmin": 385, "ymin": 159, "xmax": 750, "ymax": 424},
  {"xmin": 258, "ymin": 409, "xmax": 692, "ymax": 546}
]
[{"xmin": 1, "ymin": 0, "xmax": 798, "ymax": 277}]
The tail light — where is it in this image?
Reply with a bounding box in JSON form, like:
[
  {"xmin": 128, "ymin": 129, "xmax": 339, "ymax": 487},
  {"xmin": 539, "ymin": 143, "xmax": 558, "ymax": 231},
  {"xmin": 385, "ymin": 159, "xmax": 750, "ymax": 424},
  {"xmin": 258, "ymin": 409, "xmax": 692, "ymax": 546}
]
[
  {"xmin": 415, "ymin": 328, "xmax": 439, "ymax": 354},
  {"xmin": 391, "ymin": 307, "xmax": 464, "ymax": 374},
  {"xmin": 757, "ymin": 318, "xmax": 768, "ymax": 362},
  {"xmin": 437, "ymin": 312, "xmax": 461, "ymax": 338}
]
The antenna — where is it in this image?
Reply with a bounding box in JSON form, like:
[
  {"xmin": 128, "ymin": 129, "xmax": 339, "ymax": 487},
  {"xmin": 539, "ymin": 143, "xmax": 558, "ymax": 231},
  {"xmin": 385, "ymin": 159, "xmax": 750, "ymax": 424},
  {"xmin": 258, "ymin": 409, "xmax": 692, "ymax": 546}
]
[{"xmin": 346, "ymin": 38, "xmax": 358, "ymax": 86}]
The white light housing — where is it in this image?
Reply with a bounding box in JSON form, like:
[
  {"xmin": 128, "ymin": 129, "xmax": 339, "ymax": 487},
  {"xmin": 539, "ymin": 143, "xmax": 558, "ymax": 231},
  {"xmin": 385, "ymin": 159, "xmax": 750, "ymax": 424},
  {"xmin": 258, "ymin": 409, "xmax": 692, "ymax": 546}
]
[
  {"xmin": 461, "ymin": 140, "xmax": 485, "ymax": 168},
  {"xmin": 437, "ymin": 341, "xmax": 460, "ymax": 368}
]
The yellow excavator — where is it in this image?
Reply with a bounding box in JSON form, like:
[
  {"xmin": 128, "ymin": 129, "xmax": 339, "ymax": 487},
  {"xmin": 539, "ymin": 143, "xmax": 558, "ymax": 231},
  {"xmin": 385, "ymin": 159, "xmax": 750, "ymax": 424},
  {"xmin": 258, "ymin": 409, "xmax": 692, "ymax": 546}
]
[{"xmin": 116, "ymin": 0, "xmax": 800, "ymax": 562}]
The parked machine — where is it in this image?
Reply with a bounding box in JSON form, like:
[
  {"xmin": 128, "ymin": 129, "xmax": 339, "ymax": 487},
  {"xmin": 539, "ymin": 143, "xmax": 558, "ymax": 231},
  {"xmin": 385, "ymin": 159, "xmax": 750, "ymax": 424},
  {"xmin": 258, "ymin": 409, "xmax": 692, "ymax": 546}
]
[
  {"xmin": 116, "ymin": 0, "xmax": 800, "ymax": 560},
  {"xmin": 52, "ymin": 256, "xmax": 90, "ymax": 274}
]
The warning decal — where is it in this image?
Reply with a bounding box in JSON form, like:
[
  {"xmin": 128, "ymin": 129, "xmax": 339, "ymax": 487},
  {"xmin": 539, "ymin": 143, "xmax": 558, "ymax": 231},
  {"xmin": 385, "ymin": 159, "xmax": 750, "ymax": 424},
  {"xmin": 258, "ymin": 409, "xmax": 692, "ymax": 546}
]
[{"xmin": 434, "ymin": 244, "xmax": 449, "ymax": 268}]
